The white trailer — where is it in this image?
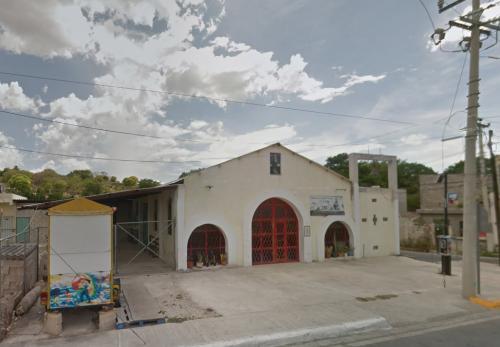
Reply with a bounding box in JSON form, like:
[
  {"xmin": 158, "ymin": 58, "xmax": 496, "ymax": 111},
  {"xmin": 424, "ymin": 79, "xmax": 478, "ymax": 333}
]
[{"xmin": 46, "ymin": 198, "xmax": 114, "ymax": 310}]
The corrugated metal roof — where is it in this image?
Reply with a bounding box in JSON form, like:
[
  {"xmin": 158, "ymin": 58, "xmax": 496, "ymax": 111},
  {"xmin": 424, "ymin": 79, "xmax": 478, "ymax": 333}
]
[{"xmin": 19, "ymin": 182, "xmax": 180, "ymax": 210}]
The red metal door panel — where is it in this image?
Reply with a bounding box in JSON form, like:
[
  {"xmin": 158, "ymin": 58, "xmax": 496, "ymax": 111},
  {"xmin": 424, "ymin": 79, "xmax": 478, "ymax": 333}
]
[{"xmin": 252, "ymin": 198, "xmax": 299, "ymax": 265}]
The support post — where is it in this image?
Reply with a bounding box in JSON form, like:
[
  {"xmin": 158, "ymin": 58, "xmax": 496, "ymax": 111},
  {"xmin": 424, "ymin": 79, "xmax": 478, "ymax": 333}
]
[
  {"xmin": 462, "ymin": 0, "xmax": 481, "ymax": 298},
  {"xmin": 487, "ymin": 130, "xmax": 500, "ymax": 266},
  {"xmin": 442, "ymin": 173, "xmax": 452, "ymax": 275}
]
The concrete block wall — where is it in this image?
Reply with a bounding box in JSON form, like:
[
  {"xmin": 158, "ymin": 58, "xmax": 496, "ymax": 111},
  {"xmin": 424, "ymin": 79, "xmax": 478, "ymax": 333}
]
[
  {"xmin": 16, "ymin": 209, "xmax": 49, "ymax": 279},
  {"xmin": 399, "ymin": 213, "xmax": 436, "ymax": 251},
  {"xmin": 0, "ymin": 251, "xmax": 37, "ymax": 298}
]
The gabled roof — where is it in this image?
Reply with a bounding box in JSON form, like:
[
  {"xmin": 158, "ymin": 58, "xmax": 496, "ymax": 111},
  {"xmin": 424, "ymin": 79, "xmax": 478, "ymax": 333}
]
[
  {"xmin": 48, "ymin": 197, "xmax": 113, "ymax": 216},
  {"xmin": 184, "ymin": 143, "xmax": 351, "ymax": 183},
  {"xmin": 0, "ymin": 193, "xmax": 27, "ymax": 204}
]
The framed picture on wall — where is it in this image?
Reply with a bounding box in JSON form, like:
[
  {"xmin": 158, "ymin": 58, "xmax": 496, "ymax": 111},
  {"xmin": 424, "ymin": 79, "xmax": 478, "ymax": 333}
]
[{"xmin": 310, "ymin": 196, "xmax": 345, "ymax": 216}]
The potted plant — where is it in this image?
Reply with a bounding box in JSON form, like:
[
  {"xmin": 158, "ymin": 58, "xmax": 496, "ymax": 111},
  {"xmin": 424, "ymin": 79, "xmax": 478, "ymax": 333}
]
[
  {"xmin": 220, "ymin": 253, "xmax": 227, "ymax": 265},
  {"xmin": 187, "ymin": 255, "xmax": 194, "ymax": 269},
  {"xmin": 342, "ymin": 245, "xmax": 350, "ymax": 258},
  {"xmin": 325, "ymin": 245, "xmax": 333, "ymax": 258},
  {"xmin": 196, "ymin": 252, "xmax": 204, "ymax": 268}
]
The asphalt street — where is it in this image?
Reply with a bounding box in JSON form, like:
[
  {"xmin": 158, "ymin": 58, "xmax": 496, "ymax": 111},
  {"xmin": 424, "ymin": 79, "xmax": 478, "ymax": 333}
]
[
  {"xmin": 401, "ymin": 250, "xmax": 499, "ymax": 265},
  {"xmin": 365, "ymin": 317, "xmax": 500, "ymax": 347}
]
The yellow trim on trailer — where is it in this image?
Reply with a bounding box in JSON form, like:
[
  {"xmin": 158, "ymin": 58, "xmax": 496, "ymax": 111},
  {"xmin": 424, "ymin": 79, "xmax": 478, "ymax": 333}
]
[{"xmin": 48, "ymin": 197, "xmax": 113, "ymax": 216}]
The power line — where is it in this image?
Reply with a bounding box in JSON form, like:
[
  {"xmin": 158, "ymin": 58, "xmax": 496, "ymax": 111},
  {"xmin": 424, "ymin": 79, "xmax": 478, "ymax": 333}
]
[
  {"xmin": 0, "ymin": 71, "xmax": 414, "ymax": 125},
  {"xmin": 0, "ymin": 145, "xmax": 227, "ymax": 164},
  {"xmin": 0, "ymin": 109, "xmax": 271, "ymax": 145},
  {"xmin": 1, "ymin": 108, "xmax": 418, "ymax": 149}
]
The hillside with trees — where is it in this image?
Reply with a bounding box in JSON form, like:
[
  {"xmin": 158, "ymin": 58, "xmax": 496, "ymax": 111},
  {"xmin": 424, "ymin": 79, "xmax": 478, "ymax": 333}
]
[{"xmin": 0, "ymin": 167, "xmax": 160, "ymax": 202}]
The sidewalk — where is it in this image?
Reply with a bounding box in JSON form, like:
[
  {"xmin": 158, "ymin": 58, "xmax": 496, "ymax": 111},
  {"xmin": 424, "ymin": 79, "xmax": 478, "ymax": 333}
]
[{"xmin": 3, "ymin": 256, "xmax": 500, "ymax": 347}]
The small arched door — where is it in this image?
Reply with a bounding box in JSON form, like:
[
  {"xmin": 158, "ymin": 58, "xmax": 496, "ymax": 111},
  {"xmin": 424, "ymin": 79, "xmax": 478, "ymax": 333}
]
[
  {"xmin": 324, "ymin": 221, "xmax": 351, "ymax": 258},
  {"xmin": 187, "ymin": 224, "xmax": 226, "ymax": 266},
  {"xmin": 252, "ymin": 198, "xmax": 299, "ymax": 265}
]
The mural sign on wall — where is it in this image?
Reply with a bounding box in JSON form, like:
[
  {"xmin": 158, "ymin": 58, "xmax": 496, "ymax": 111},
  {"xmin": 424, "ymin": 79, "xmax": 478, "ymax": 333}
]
[
  {"xmin": 49, "ymin": 271, "xmax": 111, "ymax": 309},
  {"xmin": 310, "ymin": 196, "xmax": 345, "ymax": 216}
]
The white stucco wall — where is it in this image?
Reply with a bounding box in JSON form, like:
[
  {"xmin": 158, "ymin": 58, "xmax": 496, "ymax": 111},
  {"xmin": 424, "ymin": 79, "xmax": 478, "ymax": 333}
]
[
  {"xmin": 358, "ymin": 187, "xmax": 397, "ymax": 257},
  {"xmin": 177, "ymin": 144, "xmax": 355, "ymax": 270}
]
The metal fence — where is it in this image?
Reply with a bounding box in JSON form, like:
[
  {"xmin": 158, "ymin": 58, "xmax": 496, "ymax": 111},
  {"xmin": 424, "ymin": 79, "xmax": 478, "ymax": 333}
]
[
  {"xmin": 114, "ymin": 220, "xmax": 175, "ymax": 275},
  {"xmin": 0, "ymin": 227, "xmax": 41, "ymax": 299}
]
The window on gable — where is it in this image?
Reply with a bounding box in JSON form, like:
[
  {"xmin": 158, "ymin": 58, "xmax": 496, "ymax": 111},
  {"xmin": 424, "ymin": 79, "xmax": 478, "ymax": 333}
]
[{"xmin": 270, "ymin": 152, "xmax": 281, "ymax": 175}]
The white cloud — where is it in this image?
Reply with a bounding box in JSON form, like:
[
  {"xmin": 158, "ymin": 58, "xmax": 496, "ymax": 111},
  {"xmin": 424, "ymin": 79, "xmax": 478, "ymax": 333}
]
[
  {"xmin": 400, "ymin": 134, "xmax": 428, "ymax": 146},
  {"xmin": 0, "ymin": 0, "xmax": 394, "ymax": 181},
  {"xmin": 0, "ymin": 82, "xmax": 43, "ymax": 111},
  {"xmin": 0, "ymin": 132, "xmax": 23, "ymax": 168}
]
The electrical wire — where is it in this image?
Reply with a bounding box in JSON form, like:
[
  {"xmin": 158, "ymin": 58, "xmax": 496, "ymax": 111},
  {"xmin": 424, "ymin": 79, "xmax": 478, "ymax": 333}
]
[
  {"xmin": 441, "ymin": 52, "xmax": 469, "ymax": 171},
  {"xmin": 0, "ymin": 109, "xmax": 274, "ymax": 146},
  {"xmin": 417, "ymin": 0, "xmax": 467, "ymax": 53},
  {"xmin": 0, "ymin": 145, "xmax": 229, "ymax": 164},
  {"xmin": 0, "ymin": 71, "xmax": 414, "ymax": 125}
]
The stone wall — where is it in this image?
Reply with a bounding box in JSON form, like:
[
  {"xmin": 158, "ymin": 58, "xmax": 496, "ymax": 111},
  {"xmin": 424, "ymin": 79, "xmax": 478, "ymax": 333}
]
[
  {"xmin": 0, "ymin": 245, "xmax": 37, "ymax": 298},
  {"xmin": 399, "ymin": 213, "xmax": 436, "ymax": 252}
]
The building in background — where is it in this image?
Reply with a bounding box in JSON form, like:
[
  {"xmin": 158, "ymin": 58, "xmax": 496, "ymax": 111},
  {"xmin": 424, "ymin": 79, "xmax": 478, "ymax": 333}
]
[
  {"xmin": 0, "ymin": 183, "xmax": 28, "ymax": 241},
  {"xmin": 417, "ymin": 174, "xmax": 497, "ymax": 253}
]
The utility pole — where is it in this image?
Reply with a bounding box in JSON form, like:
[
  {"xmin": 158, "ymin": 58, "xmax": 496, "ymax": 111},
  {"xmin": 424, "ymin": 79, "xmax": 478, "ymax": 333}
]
[
  {"xmin": 432, "ymin": 0, "xmax": 500, "ymax": 297},
  {"xmin": 461, "ymin": 0, "xmax": 481, "ymax": 299},
  {"xmin": 487, "ymin": 130, "xmax": 500, "ymax": 265}
]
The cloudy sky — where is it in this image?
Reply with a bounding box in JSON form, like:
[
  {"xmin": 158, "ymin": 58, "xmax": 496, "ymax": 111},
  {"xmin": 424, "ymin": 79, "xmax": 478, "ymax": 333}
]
[{"xmin": 1, "ymin": 0, "xmax": 500, "ymax": 182}]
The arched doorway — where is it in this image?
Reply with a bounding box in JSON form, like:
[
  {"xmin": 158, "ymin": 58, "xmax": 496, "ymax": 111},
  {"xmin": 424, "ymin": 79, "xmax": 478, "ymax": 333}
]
[
  {"xmin": 252, "ymin": 198, "xmax": 299, "ymax": 265},
  {"xmin": 187, "ymin": 224, "xmax": 226, "ymax": 267},
  {"xmin": 324, "ymin": 222, "xmax": 351, "ymax": 258}
]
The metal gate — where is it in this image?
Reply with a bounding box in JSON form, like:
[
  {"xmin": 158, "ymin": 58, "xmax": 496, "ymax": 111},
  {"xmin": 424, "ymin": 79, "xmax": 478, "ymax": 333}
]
[
  {"xmin": 114, "ymin": 220, "xmax": 174, "ymax": 275},
  {"xmin": 252, "ymin": 198, "xmax": 299, "ymax": 265},
  {"xmin": 187, "ymin": 224, "xmax": 225, "ymax": 265}
]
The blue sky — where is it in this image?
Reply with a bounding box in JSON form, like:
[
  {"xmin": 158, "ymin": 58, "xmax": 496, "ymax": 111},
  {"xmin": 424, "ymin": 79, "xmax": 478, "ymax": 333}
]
[{"xmin": 1, "ymin": 0, "xmax": 500, "ymax": 182}]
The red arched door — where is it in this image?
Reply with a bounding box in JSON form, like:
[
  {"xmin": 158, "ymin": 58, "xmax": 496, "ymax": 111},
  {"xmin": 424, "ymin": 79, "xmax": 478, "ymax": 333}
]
[{"xmin": 252, "ymin": 198, "xmax": 299, "ymax": 265}]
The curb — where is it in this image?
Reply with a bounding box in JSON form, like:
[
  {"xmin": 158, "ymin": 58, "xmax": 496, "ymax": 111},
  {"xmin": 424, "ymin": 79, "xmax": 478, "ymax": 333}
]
[
  {"xmin": 470, "ymin": 296, "xmax": 500, "ymax": 309},
  {"xmin": 179, "ymin": 317, "xmax": 391, "ymax": 347}
]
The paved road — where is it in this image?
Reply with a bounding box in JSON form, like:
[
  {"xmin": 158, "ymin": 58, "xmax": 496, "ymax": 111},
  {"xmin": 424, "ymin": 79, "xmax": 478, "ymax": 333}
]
[
  {"xmin": 401, "ymin": 250, "xmax": 498, "ymax": 265},
  {"xmin": 365, "ymin": 317, "xmax": 500, "ymax": 347}
]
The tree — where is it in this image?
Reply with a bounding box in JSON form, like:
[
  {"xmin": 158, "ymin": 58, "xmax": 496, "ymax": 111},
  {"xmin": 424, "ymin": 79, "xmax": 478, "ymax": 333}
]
[
  {"xmin": 445, "ymin": 160, "xmax": 464, "ymax": 174},
  {"xmin": 325, "ymin": 153, "xmax": 349, "ymax": 178},
  {"xmin": 138, "ymin": 178, "xmax": 160, "ymax": 188},
  {"xmin": 68, "ymin": 169, "xmax": 93, "ymax": 180},
  {"xmin": 324, "ymin": 153, "xmax": 436, "ymax": 211},
  {"xmin": 82, "ymin": 179, "xmax": 103, "ymax": 196},
  {"xmin": 7, "ymin": 174, "xmax": 32, "ymax": 198},
  {"xmin": 122, "ymin": 176, "xmax": 139, "ymax": 187}
]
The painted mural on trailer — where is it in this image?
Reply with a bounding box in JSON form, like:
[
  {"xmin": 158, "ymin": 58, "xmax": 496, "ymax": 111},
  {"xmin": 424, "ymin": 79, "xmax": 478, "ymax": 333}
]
[
  {"xmin": 49, "ymin": 272, "xmax": 111, "ymax": 309},
  {"xmin": 310, "ymin": 195, "xmax": 345, "ymax": 216}
]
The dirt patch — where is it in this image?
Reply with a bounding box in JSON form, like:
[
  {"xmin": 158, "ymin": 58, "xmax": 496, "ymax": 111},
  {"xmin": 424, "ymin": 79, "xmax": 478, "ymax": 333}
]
[
  {"xmin": 356, "ymin": 293, "xmax": 398, "ymax": 302},
  {"xmin": 143, "ymin": 274, "xmax": 221, "ymax": 322}
]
